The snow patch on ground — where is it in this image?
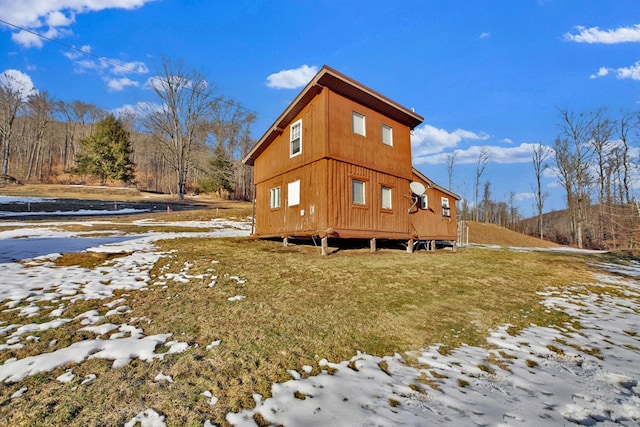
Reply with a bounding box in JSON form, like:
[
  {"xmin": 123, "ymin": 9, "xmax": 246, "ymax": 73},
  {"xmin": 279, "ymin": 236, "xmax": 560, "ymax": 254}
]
[{"xmin": 0, "ymin": 207, "xmax": 638, "ymax": 426}]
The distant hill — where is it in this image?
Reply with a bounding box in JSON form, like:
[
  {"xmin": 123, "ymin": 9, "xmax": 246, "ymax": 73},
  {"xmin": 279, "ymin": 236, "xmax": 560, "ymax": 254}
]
[
  {"xmin": 516, "ymin": 204, "xmax": 640, "ymax": 250},
  {"xmin": 462, "ymin": 221, "xmax": 561, "ymax": 248}
]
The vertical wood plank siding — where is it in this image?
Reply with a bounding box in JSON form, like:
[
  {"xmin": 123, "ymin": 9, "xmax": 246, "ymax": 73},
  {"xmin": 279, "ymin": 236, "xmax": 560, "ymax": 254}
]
[{"xmin": 251, "ymin": 80, "xmax": 458, "ymax": 242}]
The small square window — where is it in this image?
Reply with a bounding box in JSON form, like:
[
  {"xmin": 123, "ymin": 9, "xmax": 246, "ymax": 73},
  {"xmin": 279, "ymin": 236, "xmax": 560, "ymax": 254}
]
[
  {"xmin": 352, "ymin": 112, "xmax": 366, "ymax": 136},
  {"xmin": 381, "ymin": 187, "xmax": 392, "ymax": 210},
  {"xmin": 352, "ymin": 180, "xmax": 365, "ymax": 205},
  {"xmin": 290, "ymin": 120, "xmax": 302, "ymax": 157},
  {"xmin": 382, "ymin": 125, "xmax": 393, "ymax": 146},
  {"xmin": 288, "ymin": 180, "xmax": 300, "ymax": 206},
  {"xmin": 269, "ymin": 187, "xmax": 281, "ymax": 209}
]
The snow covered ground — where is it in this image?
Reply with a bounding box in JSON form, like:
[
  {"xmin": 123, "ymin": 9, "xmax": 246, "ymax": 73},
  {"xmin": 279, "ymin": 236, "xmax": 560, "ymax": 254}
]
[{"xmin": 0, "ymin": 200, "xmax": 638, "ymax": 426}]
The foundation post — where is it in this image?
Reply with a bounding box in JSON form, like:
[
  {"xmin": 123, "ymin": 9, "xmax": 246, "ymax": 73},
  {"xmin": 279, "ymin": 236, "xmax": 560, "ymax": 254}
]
[
  {"xmin": 321, "ymin": 236, "xmax": 329, "ymax": 256},
  {"xmin": 407, "ymin": 239, "xmax": 414, "ymax": 253},
  {"xmin": 370, "ymin": 238, "xmax": 377, "ymax": 253},
  {"xmin": 283, "ymin": 237, "xmax": 288, "ymax": 247}
]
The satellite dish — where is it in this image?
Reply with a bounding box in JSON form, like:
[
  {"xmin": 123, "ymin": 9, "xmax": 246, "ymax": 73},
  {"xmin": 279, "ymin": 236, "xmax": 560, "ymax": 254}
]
[{"xmin": 410, "ymin": 181, "xmax": 426, "ymax": 196}]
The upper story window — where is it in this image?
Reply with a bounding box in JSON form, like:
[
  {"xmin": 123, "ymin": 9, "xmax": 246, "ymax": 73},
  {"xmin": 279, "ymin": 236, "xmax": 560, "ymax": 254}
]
[
  {"xmin": 352, "ymin": 179, "xmax": 366, "ymax": 205},
  {"xmin": 382, "ymin": 124, "xmax": 393, "ymax": 146},
  {"xmin": 352, "ymin": 112, "xmax": 366, "ymax": 136},
  {"xmin": 290, "ymin": 119, "xmax": 302, "ymax": 157},
  {"xmin": 441, "ymin": 197, "xmax": 451, "ymax": 217},
  {"xmin": 381, "ymin": 186, "xmax": 392, "ymax": 210},
  {"xmin": 269, "ymin": 186, "xmax": 281, "ymax": 209},
  {"xmin": 288, "ymin": 180, "xmax": 300, "ymax": 206}
]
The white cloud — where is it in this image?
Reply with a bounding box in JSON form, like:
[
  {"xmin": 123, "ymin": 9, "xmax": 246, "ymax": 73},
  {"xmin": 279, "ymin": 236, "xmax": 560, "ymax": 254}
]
[
  {"xmin": 0, "ymin": 0, "xmax": 157, "ymax": 48},
  {"xmin": 590, "ymin": 67, "xmax": 610, "ymax": 79},
  {"xmin": 565, "ymin": 24, "xmax": 640, "ymax": 44},
  {"xmin": 10, "ymin": 31, "xmax": 42, "ymax": 48},
  {"xmin": 70, "ymin": 55, "xmax": 148, "ymax": 76},
  {"xmin": 105, "ymin": 77, "xmax": 139, "ymax": 91},
  {"xmin": 590, "ymin": 61, "xmax": 640, "ymax": 81},
  {"xmin": 0, "ymin": 69, "xmax": 38, "ymax": 100},
  {"xmin": 112, "ymin": 101, "xmax": 158, "ymax": 118},
  {"xmin": 413, "ymin": 142, "xmax": 550, "ymax": 166},
  {"xmin": 266, "ymin": 65, "xmax": 318, "ymax": 89},
  {"xmin": 514, "ymin": 192, "xmax": 535, "ymax": 201},
  {"xmin": 411, "ymin": 124, "xmax": 489, "ymax": 156},
  {"xmin": 479, "ymin": 32, "xmax": 490, "ymax": 39},
  {"xmin": 46, "ymin": 10, "xmax": 74, "ymax": 27},
  {"xmin": 110, "ymin": 60, "xmax": 149, "ymax": 75},
  {"xmin": 63, "ymin": 45, "xmax": 92, "ymax": 60},
  {"xmin": 615, "ymin": 61, "xmax": 640, "ymax": 80}
]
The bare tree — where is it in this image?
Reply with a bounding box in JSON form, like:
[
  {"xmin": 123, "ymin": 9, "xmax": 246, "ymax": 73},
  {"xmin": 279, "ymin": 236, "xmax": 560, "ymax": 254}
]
[
  {"xmin": 482, "ymin": 180, "xmax": 492, "ymax": 223},
  {"xmin": 555, "ymin": 109, "xmax": 596, "ymax": 248},
  {"xmin": 531, "ymin": 143, "xmax": 551, "ymax": 239},
  {"xmin": 56, "ymin": 100, "xmax": 105, "ymax": 172},
  {"xmin": 24, "ymin": 91, "xmax": 56, "ymax": 181},
  {"xmin": 0, "ymin": 72, "xmax": 28, "ymax": 177},
  {"xmin": 616, "ymin": 111, "xmax": 636, "ymax": 204},
  {"xmin": 588, "ymin": 109, "xmax": 614, "ymax": 243},
  {"xmin": 140, "ymin": 56, "xmax": 219, "ymax": 199},
  {"xmin": 474, "ymin": 147, "xmax": 489, "ymax": 221},
  {"xmin": 446, "ymin": 151, "xmax": 456, "ymax": 191}
]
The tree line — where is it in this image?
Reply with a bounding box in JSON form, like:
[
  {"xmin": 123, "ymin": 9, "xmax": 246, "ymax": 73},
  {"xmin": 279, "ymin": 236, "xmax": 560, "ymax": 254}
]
[
  {"xmin": 454, "ymin": 108, "xmax": 640, "ymax": 250},
  {"xmin": 547, "ymin": 108, "xmax": 640, "ymax": 249},
  {"xmin": 0, "ymin": 57, "xmax": 255, "ymax": 200}
]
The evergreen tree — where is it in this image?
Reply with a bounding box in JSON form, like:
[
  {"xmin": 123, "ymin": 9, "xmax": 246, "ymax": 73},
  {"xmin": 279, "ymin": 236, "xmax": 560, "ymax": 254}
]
[
  {"xmin": 75, "ymin": 114, "xmax": 135, "ymax": 185},
  {"xmin": 198, "ymin": 144, "xmax": 233, "ymax": 195}
]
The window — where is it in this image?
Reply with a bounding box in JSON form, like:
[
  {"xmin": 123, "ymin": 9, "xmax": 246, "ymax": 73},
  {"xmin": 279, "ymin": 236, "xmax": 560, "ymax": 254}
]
[
  {"xmin": 269, "ymin": 186, "xmax": 281, "ymax": 209},
  {"xmin": 288, "ymin": 180, "xmax": 300, "ymax": 206},
  {"xmin": 441, "ymin": 197, "xmax": 451, "ymax": 217},
  {"xmin": 352, "ymin": 180, "xmax": 365, "ymax": 205},
  {"xmin": 381, "ymin": 186, "xmax": 392, "ymax": 210},
  {"xmin": 420, "ymin": 194, "xmax": 428, "ymax": 210},
  {"xmin": 382, "ymin": 124, "xmax": 393, "ymax": 146},
  {"xmin": 352, "ymin": 112, "xmax": 366, "ymax": 136},
  {"xmin": 290, "ymin": 119, "xmax": 302, "ymax": 157}
]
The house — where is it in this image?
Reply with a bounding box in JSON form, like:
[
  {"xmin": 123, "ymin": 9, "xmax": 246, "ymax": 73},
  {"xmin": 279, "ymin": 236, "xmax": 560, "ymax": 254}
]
[{"xmin": 243, "ymin": 66, "xmax": 459, "ymax": 254}]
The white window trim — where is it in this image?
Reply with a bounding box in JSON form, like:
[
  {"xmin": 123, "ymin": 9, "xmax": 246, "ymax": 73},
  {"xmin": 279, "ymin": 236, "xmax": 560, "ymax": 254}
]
[
  {"xmin": 420, "ymin": 194, "xmax": 428, "ymax": 210},
  {"xmin": 269, "ymin": 186, "xmax": 281, "ymax": 209},
  {"xmin": 381, "ymin": 186, "xmax": 392, "ymax": 210},
  {"xmin": 290, "ymin": 119, "xmax": 302, "ymax": 158},
  {"xmin": 352, "ymin": 111, "xmax": 366, "ymax": 136},
  {"xmin": 382, "ymin": 124, "xmax": 393, "ymax": 146},
  {"xmin": 441, "ymin": 197, "xmax": 451, "ymax": 217},
  {"xmin": 352, "ymin": 179, "xmax": 366, "ymax": 205},
  {"xmin": 288, "ymin": 180, "xmax": 300, "ymax": 207}
]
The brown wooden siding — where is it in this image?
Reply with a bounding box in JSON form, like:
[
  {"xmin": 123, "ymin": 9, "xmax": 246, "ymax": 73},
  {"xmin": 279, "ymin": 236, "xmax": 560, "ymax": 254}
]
[
  {"xmin": 254, "ymin": 89, "xmax": 328, "ymax": 186},
  {"xmin": 250, "ymin": 79, "xmax": 458, "ymax": 243},
  {"xmin": 254, "ymin": 160, "xmax": 329, "ymax": 237},
  {"xmin": 409, "ymin": 173, "xmax": 458, "ymax": 241},
  {"xmin": 326, "ymin": 91, "xmax": 412, "ymax": 181},
  {"xmin": 325, "ymin": 159, "xmax": 411, "ymax": 239}
]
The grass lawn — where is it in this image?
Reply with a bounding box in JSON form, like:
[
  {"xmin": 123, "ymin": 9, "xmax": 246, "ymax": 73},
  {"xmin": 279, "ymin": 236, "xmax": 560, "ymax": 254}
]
[{"xmin": 0, "ymin": 185, "xmax": 619, "ymax": 425}]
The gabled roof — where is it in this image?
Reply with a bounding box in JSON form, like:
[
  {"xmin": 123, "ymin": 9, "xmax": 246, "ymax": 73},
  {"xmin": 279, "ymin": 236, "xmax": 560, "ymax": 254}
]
[
  {"xmin": 243, "ymin": 65, "xmax": 424, "ymax": 165},
  {"xmin": 412, "ymin": 167, "xmax": 461, "ymax": 200}
]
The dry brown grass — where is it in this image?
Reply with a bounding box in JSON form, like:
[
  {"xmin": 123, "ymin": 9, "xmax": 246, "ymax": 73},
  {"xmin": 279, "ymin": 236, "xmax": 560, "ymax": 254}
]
[
  {"xmin": 0, "ymin": 185, "xmax": 609, "ymax": 426},
  {"xmin": 465, "ymin": 220, "xmax": 560, "ymax": 248},
  {"xmin": 0, "ymin": 236, "xmax": 600, "ymax": 426},
  {"xmin": 0, "ymin": 183, "xmax": 155, "ymax": 201}
]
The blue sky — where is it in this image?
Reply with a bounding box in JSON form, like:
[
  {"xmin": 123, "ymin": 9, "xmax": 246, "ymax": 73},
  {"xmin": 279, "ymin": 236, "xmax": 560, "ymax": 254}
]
[{"xmin": 1, "ymin": 0, "xmax": 640, "ymax": 217}]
